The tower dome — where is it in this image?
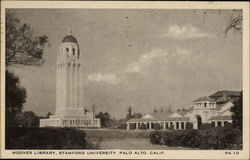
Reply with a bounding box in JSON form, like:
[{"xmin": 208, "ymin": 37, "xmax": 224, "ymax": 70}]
[{"xmin": 62, "ymin": 29, "xmax": 78, "ymax": 43}]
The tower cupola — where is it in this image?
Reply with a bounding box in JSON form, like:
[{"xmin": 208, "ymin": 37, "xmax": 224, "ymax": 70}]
[{"xmin": 62, "ymin": 29, "xmax": 78, "ymax": 43}]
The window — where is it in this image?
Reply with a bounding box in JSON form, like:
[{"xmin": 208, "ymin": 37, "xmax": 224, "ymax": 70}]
[
  {"xmin": 66, "ymin": 48, "xmax": 69, "ymax": 52},
  {"xmin": 212, "ymin": 121, "xmax": 215, "ymax": 127},
  {"xmin": 63, "ymin": 120, "xmax": 66, "ymax": 125},
  {"xmin": 181, "ymin": 122, "xmax": 185, "ymax": 129},
  {"xmin": 218, "ymin": 121, "xmax": 222, "ymax": 127},
  {"xmin": 176, "ymin": 122, "xmax": 179, "ymax": 129},
  {"xmin": 224, "ymin": 121, "xmax": 228, "ymax": 127},
  {"xmin": 73, "ymin": 48, "xmax": 75, "ymax": 55},
  {"xmin": 204, "ymin": 103, "xmax": 207, "ymax": 107},
  {"xmin": 166, "ymin": 122, "xmax": 169, "ymax": 128}
]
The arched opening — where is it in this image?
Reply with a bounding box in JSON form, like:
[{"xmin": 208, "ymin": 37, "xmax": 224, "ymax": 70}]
[{"xmin": 194, "ymin": 115, "xmax": 202, "ymax": 129}]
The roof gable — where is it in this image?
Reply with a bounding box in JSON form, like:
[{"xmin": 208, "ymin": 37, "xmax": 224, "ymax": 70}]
[
  {"xmin": 142, "ymin": 114, "xmax": 154, "ymax": 119},
  {"xmin": 169, "ymin": 113, "xmax": 182, "ymax": 118}
]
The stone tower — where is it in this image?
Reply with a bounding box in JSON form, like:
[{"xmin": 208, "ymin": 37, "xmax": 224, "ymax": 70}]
[
  {"xmin": 56, "ymin": 29, "xmax": 83, "ymax": 115},
  {"xmin": 40, "ymin": 30, "xmax": 100, "ymax": 128}
]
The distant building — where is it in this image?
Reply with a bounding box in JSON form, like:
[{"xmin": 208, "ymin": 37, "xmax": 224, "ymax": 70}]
[
  {"xmin": 127, "ymin": 90, "xmax": 241, "ymax": 130},
  {"xmin": 40, "ymin": 30, "xmax": 100, "ymax": 128}
]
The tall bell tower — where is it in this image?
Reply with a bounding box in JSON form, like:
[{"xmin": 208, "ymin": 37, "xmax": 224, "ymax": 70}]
[
  {"xmin": 40, "ymin": 29, "xmax": 100, "ymax": 128},
  {"xmin": 56, "ymin": 29, "xmax": 83, "ymax": 115}
]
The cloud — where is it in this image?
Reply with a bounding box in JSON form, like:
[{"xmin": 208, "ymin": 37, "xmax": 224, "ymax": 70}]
[
  {"xmin": 126, "ymin": 49, "xmax": 169, "ymax": 74},
  {"xmin": 126, "ymin": 47, "xmax": 193, "ymax": 74},
  {"xmin": 176, "ymin": 48, "xmax": 192, "ymax": 55},
  {"xmin": 87, "ymin": 73, "xmax": 120, "ymax": 85},
  {"xmin": 164, "ymin": 24, "xmax": 213, "ymax": 39}
]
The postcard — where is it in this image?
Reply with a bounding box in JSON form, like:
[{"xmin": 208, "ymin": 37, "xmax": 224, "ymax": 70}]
[{"xmin": 1, "ymin": 1, "xmax": 249, "ymax": 159}]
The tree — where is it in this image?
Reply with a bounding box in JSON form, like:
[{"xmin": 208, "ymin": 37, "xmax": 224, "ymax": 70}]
[
  {"xmin": 6, "ymin": 11, "xmax": 49, "ymax": 66},
  {"xmin": 46, "ymin": 112, "xmax": 52, "ymax": 118},
  {"xmin": 167, "ymin": 104, "xmax": 172, "ymax": 113},
  {"xmin": 132, "ymin": 112, "xmax": 142, "ymax": 119},
  {"xmin": 6, "ymin": 70, "xmax": 27, "ymax": 127},
  {"xmin": 5, "ymin": 11, "xmax": 49, "ymax": 127},
  {"xmin": 153, "ymin": 107, "xmax": 157, "ymax": 113},
  {"xmin": 200, "ymin": 10, "xmax": 242, "ymax": 36},
  {"xmin": 224, "ymin": 10, "xmax": 242, "ymax": 36},
  {"xmin": 126, "ymin": 105, "xmax": 132, "ymax": 120},
  {"xmin": 15, "ymin": 111, "xmax": 39, "ymax": 127},
  {"xmin": 231, "ymin": 91, "xmax": 242, "ymax": 129},
  {"xmin": 96, "ymin": 112, "xmax": 111, "ymax": 128},
  {"xmin": 160, "ymin": 107, "xmax": 164, "ymax": 113}
]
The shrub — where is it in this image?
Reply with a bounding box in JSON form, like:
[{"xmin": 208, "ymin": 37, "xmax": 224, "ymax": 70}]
[
  {"xmin": 139, "ymin": 123, "xmax": 147, "ymax": 130},
  {"xmin": 149, "ymin": 131, "xmax": 162, "ymax": 144},
  {"xmin": 6, "ymin": 127, "xmax": 92, "ymax": 149},
  {"xmin": 120, "ymin": 123, "xmax": 127, "ymax": 130},
  {"xmin": 129, "ymin": 123, "xmax": 136, "ymax": 130},
  {"xmin": 149, "ymin": 127, "xmax": 242, "ymax": 149},
  {"xmin": 200, "ymin": 123, "xmax": 212, "ymax": 130},
  {"xmin": 153, "ymin": 123, "xmax": 161, "ymax": 130},
  {"xmin": 186, "ymin": 122, "xmax": 193, "ymax": 129},
  {"xmin": 199, "ymin": 127, "xmax": 242, "ymax": 149}
]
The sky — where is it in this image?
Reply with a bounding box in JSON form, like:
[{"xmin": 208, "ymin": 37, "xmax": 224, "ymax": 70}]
[{"xmin": 9, "ymin": 9, "xmax": 242, "ymax": 118}]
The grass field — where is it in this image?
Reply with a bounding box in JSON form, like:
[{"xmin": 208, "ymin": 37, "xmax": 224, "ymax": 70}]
[
  {"xmin": 82, "ymin": 129, "xmax": 152, "ymax": 138},
  {"xmin": 6, "ymin": 127, "xmax": 190, "ymax": 150},
  {"xmin": 81, "ymin": 129, "xmax": 190, "ymax": 150}
]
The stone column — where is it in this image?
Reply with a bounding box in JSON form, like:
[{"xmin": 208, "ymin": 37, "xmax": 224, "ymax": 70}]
[
  {"xmin": 184, "ymin": 122, "xmax": 187, "ymax": 129},
  {"xmin": 135, "ymin": 123, "xmax": 138, "ymax": 130},
  {"xmin": 221, "ymin": 121, "xmax": 224, "ymax": 127},
  {"xmin": 163, "ymin": 122, "xmax": 166, "ymax": 130},
  {"xmin": 174, "ymin": 122, "xmax": 177, "ymax": 130},
  {"xmin": 127, "ymin": 123, "xmax": 130, "ymax": 130},
  {"xmin": 149, "ymin": 123, "xmax": 152, "ymax": 130},
  {"xmin": 215, "ymin": 121, "xmax": 218, "ymax": 127}
]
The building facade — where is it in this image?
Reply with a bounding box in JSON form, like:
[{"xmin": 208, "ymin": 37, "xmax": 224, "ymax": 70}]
[
  {"xmin": 40, "ymin": 30, "xmax": 100, "ymax": 128},
  {"xmin": 127, "ymin": 90, "xmax": 240, "ymax": 130}
]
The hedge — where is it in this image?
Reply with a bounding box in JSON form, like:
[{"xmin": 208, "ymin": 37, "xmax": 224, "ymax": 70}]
[
  {"xmin": 6, "ymin": 127, "xmax": 94, "ymax": 149},
  {"xmin": 149, "ymin": 127, "xmax": 242, "ymax": 149}
]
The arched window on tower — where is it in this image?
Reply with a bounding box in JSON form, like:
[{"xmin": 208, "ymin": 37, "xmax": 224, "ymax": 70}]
[
  {"xmin": 72, "ymin": 48, "xmax": 75, "ymax": 56},
  {"xmin": 66, "ymin": 48, "xmax": 69, "ymax": 53}
]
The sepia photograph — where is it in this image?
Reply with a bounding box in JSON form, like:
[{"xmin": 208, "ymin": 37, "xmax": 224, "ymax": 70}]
[{"xmin": 1, "ymin": 1, "xmax": 249, "ymax": 159}]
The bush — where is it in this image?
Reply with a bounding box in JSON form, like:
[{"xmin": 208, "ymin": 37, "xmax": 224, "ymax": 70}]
[
  {"xmin": 199, "ymin": 127, "xmax": 242, "ymax": 149},
  {"xmin": 6, "ymin": 127, "xmax": 93, "ymax": 149},
  {"xmin": 186, "ymin": 122, "xmax": 193, "ymax": 129},
  {"xmin": 149, "ymin": 127, "xmax": 242, "ymax": 149},
  {"xmin": 129, "ymin": 123, "xmax": 136, "ymax": 130},
  {"xmin": 139, "ymin": 123, "xmax": 147, "ymax": 130},
  {"xmin": 200, "ymin": 123, "xmax": 212, "ymax": 130},
  {"xmin": 119, "ymin": 123, "xmax": 127, "ymax": 130},
  {"xmin": 149, "ymin": 131, "xmax": 163, "ymax": 144},
  {"xmin": 153, "ymin": 123, "xmax": 161, "ymax": 130}
]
